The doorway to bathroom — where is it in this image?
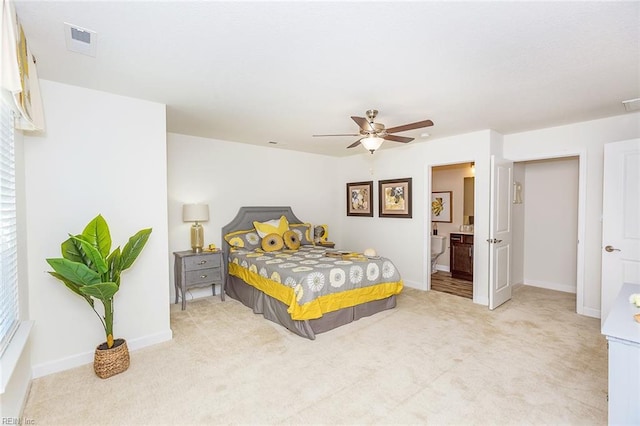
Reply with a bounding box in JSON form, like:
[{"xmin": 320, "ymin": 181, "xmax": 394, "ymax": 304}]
[{"xmin": 430, "ymin": 162, "xmax": 475, "ymax": 299}]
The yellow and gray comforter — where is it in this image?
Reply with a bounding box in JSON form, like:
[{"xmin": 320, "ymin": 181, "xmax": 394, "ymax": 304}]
[{"xmin": 228, "ymin": 246, "xmax": 403, "ymax": 321}]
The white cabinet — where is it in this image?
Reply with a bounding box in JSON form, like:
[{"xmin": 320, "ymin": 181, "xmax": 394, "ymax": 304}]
[{"xmin": 601, "ymin": 283, "xmax": 640, "ymax": 425}]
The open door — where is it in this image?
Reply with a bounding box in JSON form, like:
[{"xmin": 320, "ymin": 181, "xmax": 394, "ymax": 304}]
[
  {"xmin": 489, "ymin": 156, "xmax": 513, "ymax": 310},
  {"xmin": 601, "ymin": 138, "xmax": 640, "ymax": 321}
]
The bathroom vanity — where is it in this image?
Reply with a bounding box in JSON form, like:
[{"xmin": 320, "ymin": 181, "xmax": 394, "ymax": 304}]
[{"xmin": 450, "ymin": 233, "xmax": 474, "ymax": 281}]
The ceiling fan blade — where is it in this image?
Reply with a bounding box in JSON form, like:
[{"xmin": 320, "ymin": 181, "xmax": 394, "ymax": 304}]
[
  {"xmin": 312, "ymin": 133, "xmax": 360, "ymax": 137},
  {"xmin": 384, "ymin": 134, "xmax": 414, "ymax": 143},
  {"xmin": 347, "ymin": 139, "xmax": 362, "ymax": 149},
  {"xmin": 386, "ymin": 119, "xmax": 434, "ymax": 134},
  {"xmin": 351, "ymin": 116, "xmax": 373, "ymax": 131}
]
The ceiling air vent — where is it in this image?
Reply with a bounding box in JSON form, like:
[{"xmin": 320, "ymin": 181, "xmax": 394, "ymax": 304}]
[{"xmin": 64, "ymin": 22, "xmax": 97, "ymax": 57}]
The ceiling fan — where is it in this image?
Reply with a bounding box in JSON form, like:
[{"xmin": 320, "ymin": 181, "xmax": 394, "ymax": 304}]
[{"xmin": 313, "ymin": 109, "xmax": 434, "ymax": 153}]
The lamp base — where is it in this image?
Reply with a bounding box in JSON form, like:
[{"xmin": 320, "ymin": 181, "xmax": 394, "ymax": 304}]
[{"xmin": 190, "ymin": 223, "xmax": 204, "ymax": 253}]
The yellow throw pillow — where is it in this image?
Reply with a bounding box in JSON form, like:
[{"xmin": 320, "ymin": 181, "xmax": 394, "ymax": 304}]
[
  {"xmin": 261, "ymin": 233, "xmax": 284, "ymax": 252},
  {"xmin": 283, "ymin": 230, "xmax": 301, "ymax": 250},
  {"xmin": 223, "ymin": 229, "xmax": 261, "ymax": 249},
  {"xmin": 289, "ymin": 223, "xmax": 314, "ymax": 245},
  {"xmin": 253, "ymin": 215, "xmax": 289, "ymax": 238},
  {"xmin": 314, "ymin": 224, "xmax": 328, "ymax": 242}
]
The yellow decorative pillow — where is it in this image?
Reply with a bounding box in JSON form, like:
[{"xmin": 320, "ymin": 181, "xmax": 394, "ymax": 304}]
[
  {"xmin": 283, "ymin": 230, "xmax": 301, "ymax": 250},
  {"xmin": 313, "ymin": 224, "xmax": 328, "ymax": 242},
  {"xmin": 261, "ymin": 233, "xmax": 284, "ymax": 252},
  {"xmin": 289, "ymin": 223, "xmax": 314, "ymax": 245},
  {"xmin": 223, "ymin": 229, "xmax": 261, "ymax": 249},
  {"xmin": 253, "ymin": 215, "xmax": 289, "ymax": 238}
]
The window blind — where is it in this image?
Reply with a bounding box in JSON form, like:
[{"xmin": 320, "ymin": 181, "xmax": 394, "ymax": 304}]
[{"xmin": 0, "ymin": 100, "xmax": 18, "ymax": 357}]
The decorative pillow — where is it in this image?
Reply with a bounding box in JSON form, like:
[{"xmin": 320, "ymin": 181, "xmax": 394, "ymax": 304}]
[
  {"xmin": 253, "ymin": 215, "xmax": 289, "ymax": 238},
  {"xmin": 289, "ymin": 223, "xmax": 314, "ymax": 246},
  {"xmin": 283, "ymin": 230, "xmax": 301, "ymax": 250},
  {"xmin": 313, "ymin": 224, "xmax": 328, "ymax": 242},
  {"xmin": 224, "ymin": 229, "xmax": 261, "ymax": 249},
  {"xmin": 261, "ymin": 233, "xmax": 284, "ymax": 252}
]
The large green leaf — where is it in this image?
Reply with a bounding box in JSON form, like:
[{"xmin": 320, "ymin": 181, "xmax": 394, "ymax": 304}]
[
  {"xmin": 61, "ymin": 234, "xmax": 89, "ymax": 265},
  {"xmin": 120, "ymin": 228, "xmax": 152, "ymax": 271},
  {"xmin": 48, "ymin": 271, "xmax": 95, "ymax": 307},
  {"xmin": 70, "ymin": 236, "xmax": 108, "ymax": 275},
  {"xmin": 107, "ymin": 247, "xmax": 122, "ymax": 286},
  {"xmin": 78, "ymin": 282, "xmax": 118, "ymax": 301},
  {"xmin": 46, "ymin": 258, "xmax": 101, "ymax": 287},
  {"xmin": 82, "ymin": 215, "xmax": 112, "ymax": 259}
]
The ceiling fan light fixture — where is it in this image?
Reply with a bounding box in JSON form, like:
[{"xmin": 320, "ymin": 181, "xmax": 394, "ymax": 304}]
[{"xmin": 361, "ymin": 136, "xmax": 384, "ymax": 153}]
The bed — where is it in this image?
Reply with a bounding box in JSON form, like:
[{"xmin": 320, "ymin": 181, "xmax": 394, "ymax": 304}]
[{"xmin": 221, "ymin": 206, "xmax": 403, "ymax": 339}]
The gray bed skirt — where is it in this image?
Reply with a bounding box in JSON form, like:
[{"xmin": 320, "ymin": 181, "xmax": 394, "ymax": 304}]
[{"xmin": 225, "ymin": 275, "xmax": 397, "ymax": 340}]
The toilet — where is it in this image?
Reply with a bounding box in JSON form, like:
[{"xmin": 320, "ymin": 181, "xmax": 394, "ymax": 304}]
[{"xmin": 430, "ymin": 235, "xmax": 446, "ymax": 274}]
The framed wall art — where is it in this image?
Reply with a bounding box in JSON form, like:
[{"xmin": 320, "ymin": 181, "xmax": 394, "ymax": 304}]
[
  {"xmin": 431, "ymin": 191, "xmax": 452, "ymax": 222},
  {"xmin": 346, "ymin": 181, "xmax": 373, "ymax": 217},
  {"xmin": 378, "ymin": 178, "xmax": 412, "ymax": 218}
]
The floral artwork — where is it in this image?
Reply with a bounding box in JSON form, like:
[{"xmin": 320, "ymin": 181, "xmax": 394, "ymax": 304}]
[
  {"xmin": 346, "ymin": 181, "xmax": 373, "ymax": 217},
  {"xmin": 431, "ymin": 191, "xmax": 452, "ymax": 222},
  {"xmin": 379, "ymin": 178, "xmax": 412, "ymax": 218}
]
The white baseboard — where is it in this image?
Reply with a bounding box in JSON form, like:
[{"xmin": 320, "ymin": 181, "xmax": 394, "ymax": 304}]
[
  {"xmin": 402, "ymin": 279, "xmax": 422, "ymax": 290},
  {"xmin": 579, "ymin": 306, "xmax": 600, "ymax": 319},
  {"xmin": 31, "ymin": 329, "xmax": 173, "ymax": 379},
  {"xmin": 524, "ymin": 279, "xmax": 576, "ymax": 294},
  {"xmin": 435, "ymin": 264, "xmax": 450, "ymax": 273}
]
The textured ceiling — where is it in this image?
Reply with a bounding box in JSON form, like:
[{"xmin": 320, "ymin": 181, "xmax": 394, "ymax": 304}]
[{"xmin": 14, "ymin": 1, "xmax": 640, "ymax": 156}]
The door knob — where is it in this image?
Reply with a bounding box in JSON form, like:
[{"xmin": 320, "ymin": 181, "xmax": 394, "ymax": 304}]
[{"xmin": 604, "ymin": 245, "xmax": 621, "ymax": 252}]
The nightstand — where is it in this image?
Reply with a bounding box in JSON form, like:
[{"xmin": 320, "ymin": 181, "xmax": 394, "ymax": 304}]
[{"xmin": 174, "ymin": 250, "xmax": 224, "ymax": 310}]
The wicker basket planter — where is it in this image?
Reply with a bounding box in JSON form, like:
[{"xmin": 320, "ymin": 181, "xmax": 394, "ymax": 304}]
[{"xmin": 94, "ymin": 338, "xmax": 130, "ymax": 379}]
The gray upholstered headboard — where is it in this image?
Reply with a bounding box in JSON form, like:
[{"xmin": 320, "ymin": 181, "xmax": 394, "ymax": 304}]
[{"xmin": 221, "ymin": 206, "xmax": 305, "ymax": 263}]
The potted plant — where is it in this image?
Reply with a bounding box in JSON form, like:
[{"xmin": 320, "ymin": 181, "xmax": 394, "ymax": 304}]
[{"xmin": 46, "ymin": 214, "xmax": 152, "ymax": 379}]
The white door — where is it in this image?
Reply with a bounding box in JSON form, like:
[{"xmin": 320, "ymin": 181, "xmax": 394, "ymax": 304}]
[
  {"xmin": 489, "ymin": 156, "xmax": 513, "ymax": 310},
  {"xmin": 601, "ymin": 138, "xmax": 640, "ymax": 321}
]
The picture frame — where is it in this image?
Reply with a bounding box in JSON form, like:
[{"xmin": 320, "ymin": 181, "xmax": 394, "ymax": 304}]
[
  {"xmin": 378, "ymin": 178, "xmax": 412, "ymax": 218},
  {"xmin": 431, "ymin": 191, "xmax": 452, "ymax": 222},
  {"xmin": 346, "ymin": 181, "xmax": 373, "ymax": 217}
]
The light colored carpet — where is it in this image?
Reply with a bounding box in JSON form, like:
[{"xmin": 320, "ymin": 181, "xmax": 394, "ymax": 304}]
[{"xmin": 23, "ymin": 286, "xmax": 607, "ymax": 425}]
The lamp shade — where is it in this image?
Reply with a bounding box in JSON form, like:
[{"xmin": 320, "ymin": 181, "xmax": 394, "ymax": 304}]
[
  {"xmin": 361, "ymin": 136, "xmax": 384, "ymax": 153},
  {"xmin": 182, "ymin": 204, "xmax": 209, "ymax": 223}
]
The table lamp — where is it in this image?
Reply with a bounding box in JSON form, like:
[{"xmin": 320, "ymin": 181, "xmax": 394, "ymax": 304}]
[{"xmin": 183, "ymin": 203, "xmax": 209, "ymax": 253}]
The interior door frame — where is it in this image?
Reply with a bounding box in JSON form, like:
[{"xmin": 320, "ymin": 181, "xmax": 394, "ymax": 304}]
[
  {"xmin": 424, "ymin": 159, "xmax": 476, "ymax": 293},
  {"xmin": 506, "ymin": 150, "xmax": 588, "ymax": 316}
]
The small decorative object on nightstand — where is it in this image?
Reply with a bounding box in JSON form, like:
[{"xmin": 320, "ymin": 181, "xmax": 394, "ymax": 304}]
[{"xmin": 174, "ymin": 250, "xmax": 224, "ymax": 310}]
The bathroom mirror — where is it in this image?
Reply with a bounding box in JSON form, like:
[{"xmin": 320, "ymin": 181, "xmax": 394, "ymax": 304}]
[{"xmin": 463, "ymin": 177, "xmax": 474, "ymax": 225}]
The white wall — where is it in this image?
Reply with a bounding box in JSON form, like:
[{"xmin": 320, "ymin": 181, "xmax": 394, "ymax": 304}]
[
  {"xmin": 336, "ymin": 130, "xmax": 493, "ymax": 305},
  {"xmin": 504, "ymin": 112, "xmax": 640, "ymax": 319},
  {"xmin": 522, "ymin": 157, "xmax": 579, "ymax": 293},
  {"xmin": 23, "ymin": 80, "xmax": 172, "ymax": 377},
  {"xmin": 167, "ymin": 133, "xmax": 341, "ymax": 302}
]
